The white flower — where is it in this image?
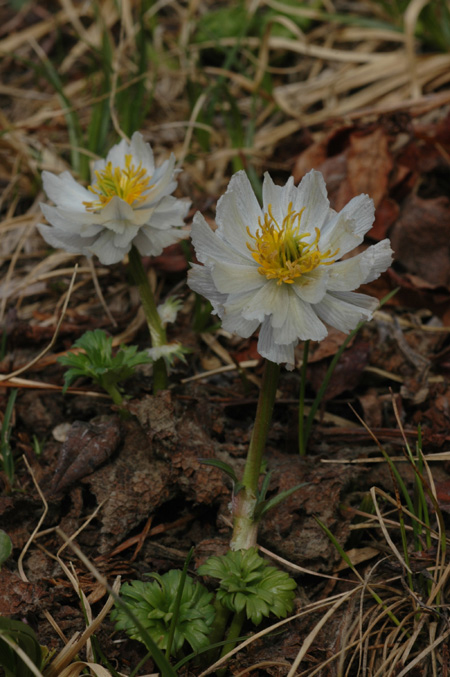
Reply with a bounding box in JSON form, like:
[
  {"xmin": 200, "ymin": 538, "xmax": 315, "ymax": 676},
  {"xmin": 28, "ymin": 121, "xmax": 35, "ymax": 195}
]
[
  {"xmin": 38, "ymin": 132, "xmax": 190, "ymax": 265},
  {"xmin": 147, "ymin": 343, "xmax": 189, "ymax": 366},
  {"xmin": 157, "ymin": 296, "xmax": 183, "ymax": 327},
  {"xmin": 188, "ymin": 170, "xmax": 393, "ymax": 368}
]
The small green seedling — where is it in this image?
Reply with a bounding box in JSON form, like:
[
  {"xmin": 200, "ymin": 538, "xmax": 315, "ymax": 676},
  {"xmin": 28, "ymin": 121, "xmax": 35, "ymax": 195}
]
[
  {"xmin": 199, "ymin": 548, "xmax": 296, "ymax": 625},
  {"xmin": 198, "ymin": 547, "xmax": 296, "ymax": 662},
  {"xmin": 58, "ymin": 329, "xmax": 153, "ymax": 405},
  {"xmin": 111, "ymin": 569, "xmax": 215, "ymax": 657}
]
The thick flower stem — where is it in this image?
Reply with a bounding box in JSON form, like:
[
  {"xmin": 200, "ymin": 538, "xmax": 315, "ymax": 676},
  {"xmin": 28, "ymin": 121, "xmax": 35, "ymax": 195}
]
[
  {"xmin": 218, "ymin": 609, "xmax": 246, "ymax": 667},
  {"xmin": 230, "ymin": 359, "xmax": 280, "ymax": 550},
  {"xmin": 204, "ymin": 599, "xmax": 231, "ymax": 666},
  {"xmin": 127, "ymin": 245, "xmax": 168, "ymax": 392},
  {"xmin": 103, "ymin": 382, "xmax": 124, "ymax": 406}
]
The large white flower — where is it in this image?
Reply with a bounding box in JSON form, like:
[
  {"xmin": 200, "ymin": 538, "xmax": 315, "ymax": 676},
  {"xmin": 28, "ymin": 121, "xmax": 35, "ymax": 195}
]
[
  {"xmin": 38, "ymin": 132, "xmax": 190, "ymax": 265},
  {"xmin": 188, "ymin": 170, "xmax": 393, "ymax": 368}
]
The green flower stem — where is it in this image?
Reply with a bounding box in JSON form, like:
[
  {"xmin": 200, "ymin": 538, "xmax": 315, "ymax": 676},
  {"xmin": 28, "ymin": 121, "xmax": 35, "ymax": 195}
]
[
  {"xmin": 127, "ymin": 245, "xmax": 168, "ymax": 392},
  {"xmin": 219, "ymin": 609, "xmax": 246, "ymax": 667},
  {"xmin": 102, "ymin": 382, "xmax": 124, "ymax": 407},
  {"xmin": 230, "ymin": 359, "xmax": 280, "ymax": 550},
  {"xmin": 298, "ymin": 340, "xmax": 309, "ymax": 456},
  {"xmin": 205, "ymin": 599, "xmax": 231, "ymax": 665}
]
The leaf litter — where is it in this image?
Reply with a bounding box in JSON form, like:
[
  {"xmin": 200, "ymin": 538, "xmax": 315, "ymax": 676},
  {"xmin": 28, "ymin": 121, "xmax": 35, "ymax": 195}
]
[{"xmin": 1, "ymin": 0, "xmax": 450, "ymax": 674}]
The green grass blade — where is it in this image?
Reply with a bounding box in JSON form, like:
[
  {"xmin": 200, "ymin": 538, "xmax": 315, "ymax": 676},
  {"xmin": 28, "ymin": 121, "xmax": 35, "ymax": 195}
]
[
  {"xmin": 36, "ymin": 51, "xmax": 87, "ymax": 179},
  {"xmin": 165, "ymin": 547, "xmax": 194, "ymax": 659},
  {"xmin": 1, "ymin": 389, "xmax": 18, "ymax": 485}
]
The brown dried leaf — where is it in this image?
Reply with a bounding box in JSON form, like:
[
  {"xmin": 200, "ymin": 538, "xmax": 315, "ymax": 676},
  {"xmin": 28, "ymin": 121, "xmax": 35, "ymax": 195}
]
[
  {"xmin": 51, "ymin": 417, "xmax": 122, "ymax": 494},
  {"xmin": 308, "ymin": 340, "xmax": 371, "ymax": 401},
  {"xmin": 390, "ymin": 194, "xmax": 450, "ymax": 288}
]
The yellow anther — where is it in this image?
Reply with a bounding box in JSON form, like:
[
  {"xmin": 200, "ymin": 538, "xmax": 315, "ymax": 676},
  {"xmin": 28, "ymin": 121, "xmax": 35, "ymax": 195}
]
[
  {"xmin": 83, "ymin": 155, "xmax": 153, "ymax": 212},
  {"xmin": 246, "ymin": 202, "xmax": 338, "ymax": 285}
]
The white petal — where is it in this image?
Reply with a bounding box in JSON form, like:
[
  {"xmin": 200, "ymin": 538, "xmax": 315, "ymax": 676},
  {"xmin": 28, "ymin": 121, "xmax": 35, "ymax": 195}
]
[
  {"xmin": 187, "ymin": 264, "xmax": 227, "ymax": 316},
  {"xmin": 361, "ymin": 239, "xmax": 393, "ymax": 283},
  {"xmin": 87, "ymin": 230, "xmax": 129, "ymax": 264},
  {"xmin": 314, "ymin": 290, "xmax": 378, "ymax": 332},
  {"xmin": 342, "ymin": 194, "xmax": 376, "ymax": 238},
  {"xmin": 242, "ymin": 279, "xmax": 288, "ymax": 324},
  {"xmin": 103, "ymin": 137, "xmax": 129, "ymax": 168},
  {"xmin": 129, "ymin": 131, "xmax": 155, "ymax": 175},
  {"xmin": 215, "ymin": 171, "xmax": 262, "ymax": 256},
  {"xmin": 112, "ymin": 224, "xmax": 140, "ymax": 248},
  {"xmin": 291, "ymin": 170, "xmax": 331, "ymax": 234},
  {"xmin": 257, "ymin": 320, "xmax": 296, "ymax": 367},
  {"xmin": 40, "ymin": 203, "xmax": 81, "ymax": 233},
  {"xmin": 291, "ymin": 266, "xmax": 329, "ymax": 303},
  {"xmin": 141, "ymin": 195, "xmax": 190, "ymax": 229},
  {"xmin": 42, "ymin": 171, "xmax": 91, "ymax": 210},
  {"xmin": 327, "ymin": 239, "xmax": 393, "ymax": 292},
  {"xmin": 144, "ymin": 155, "xmax": 177, "ymax": 204},
  {"xmin": 133, "ymin": 225, "xmax": 183, "ymax": 257},
  {"xmin": 262, "ymin": 173, "xmax": 296, "ymax": 226},
  {"xmin": 211, "ymin": 261, "xmax": 263, "ymax": 295},
  {"xmin": 37, "ymin": 223, "xmax": 95, "ymax": 254},
  {"xmin": 320, "ymin": 194, "xmax": 375, "ymax": 257},
  {"xmin": 272, "ymin": 293, "xmax": 327, "ymax": 344},
  {"xmin": 221, "ymin": 291, "xmax": 261, "ymax": 337},
  {"xmin": 191, "ymin": 212, "xmax": 250, "ymax": 266},
  {"xmin": 101, "ymin": 195, "xmax": 135, "ymax": 227}
]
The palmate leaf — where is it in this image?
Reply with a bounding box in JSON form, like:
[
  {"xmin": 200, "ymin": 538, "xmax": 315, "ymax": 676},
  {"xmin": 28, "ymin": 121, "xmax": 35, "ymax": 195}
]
[
  {"xmin": 111, "ymin": 570, "xmax": 215, "ymax": 655},
  {"xmin": 198, "ymin": 548, "xmax": 296, "ymax": 625},
  {"xmin": 58, "ymin": 329, "xmax": 153, "ymax": 394}
]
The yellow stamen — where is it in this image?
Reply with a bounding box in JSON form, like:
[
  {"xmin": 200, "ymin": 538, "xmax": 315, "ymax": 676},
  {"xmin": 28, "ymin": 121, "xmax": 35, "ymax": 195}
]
[
  {"xmin": 83, "ymin": 154, "xmax": 153, "ymax": 212},
  {"xmin": 246, "ymin": 202, "xmax": 338, "ymax": 285}
]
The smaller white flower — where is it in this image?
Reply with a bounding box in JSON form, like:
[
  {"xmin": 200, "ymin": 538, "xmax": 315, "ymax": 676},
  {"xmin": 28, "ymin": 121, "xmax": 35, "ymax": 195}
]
[
  {"xmin": 38, "ymin": 132, "xmax": 190, "ymax": 265},
  {"xmin": 147, "ymin": 342, "xmax": 189, "ymax": 366},
  {"xmin": 157, "ymin": 297, "xmax": 183, "ymax": 328},
  {"xmin": 188, "ymin": 170, "xmax": 393, "ymax": 369}
]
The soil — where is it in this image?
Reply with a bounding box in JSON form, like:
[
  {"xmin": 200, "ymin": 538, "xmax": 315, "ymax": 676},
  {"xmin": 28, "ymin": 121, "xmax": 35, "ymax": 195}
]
[{"xmin": 3, "ymin": 291, "xmax": 450, "ymax": 675}]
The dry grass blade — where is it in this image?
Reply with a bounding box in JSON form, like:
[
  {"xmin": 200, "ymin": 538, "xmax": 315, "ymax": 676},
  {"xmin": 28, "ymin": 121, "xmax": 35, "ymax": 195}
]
[
  {"xmin": 0, "ymin": 265, "xmax": 78, "ymax": 382},
  {"xmin": 57, "ymin": 663, "xmax": 113, "ymax": 677},
  {"xmin": 286, "ymin": 588, "xmax": 357, "ymax": 676},
  {"xmin": 197, "ymin": 587, "xmax": 365, "ymax": 676},
  {"xmin": 370, "ymin": 486, "xmax": 413, "ymax": 575},
  {"xmin": 18, "ymin": 455, "xmax": 49, "ymax": 583},
  {"xmin": 404, "ymin": 0, "xmax": 433, "ymax": 98},
  {"xmin": 43, "ymin": 573, "xmax": 120, "ymax": 677},
  {"xmin": 395, "ymin": 627, "xmax": 450, "ymax": 677}
]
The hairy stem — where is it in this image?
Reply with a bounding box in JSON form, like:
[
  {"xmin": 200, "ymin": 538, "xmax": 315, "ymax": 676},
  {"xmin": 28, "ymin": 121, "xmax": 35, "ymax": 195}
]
[
  {"xmin": 230, "ymin": 359, "xmax": 280, "ymax": 550},
  {"xmin": 127, "ymin": 245, "xmax": 167, "ymax": 392}
]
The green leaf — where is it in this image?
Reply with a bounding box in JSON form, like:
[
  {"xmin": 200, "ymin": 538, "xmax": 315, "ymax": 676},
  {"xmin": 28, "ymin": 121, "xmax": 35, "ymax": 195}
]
[
  {"xmin": 255, "ymin": 482, "xmax": 309, "ymax": 521},
  {"xmin": 0, "ymin": 618, "xmax": 43, "ymax": 677},
  {"xmin": 199, "ymin": 548, "xmax": 296, "ymax": 624},
  {"xmin": 0, "ymin": 530, "xmax": 12, "ymax": 568},
  {"xmin": 198, "ymin": 458, "xmax": 238, "ymax": 483},
  {"xmin": 58, "ymin": 330, "xmax": 153, "ymax": 397},
  {"xmin": 111, "ymin": 569, "xmax": 215, "ymax": 656}
]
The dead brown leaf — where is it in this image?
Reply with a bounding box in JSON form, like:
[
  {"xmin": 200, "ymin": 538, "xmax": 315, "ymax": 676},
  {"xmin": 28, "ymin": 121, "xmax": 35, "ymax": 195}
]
[{"xmin": 390, "ymin": 194, "xmax": 450, "ymax": 288}]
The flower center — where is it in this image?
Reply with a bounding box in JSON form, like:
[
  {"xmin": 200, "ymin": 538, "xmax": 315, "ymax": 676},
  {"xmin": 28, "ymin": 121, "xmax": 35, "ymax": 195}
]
[
  {"xmin": 83, "ymin": 154, "xmax": 153, "ymax": 212},
  {"xmin": 246, "ymin": 202, "xmax": 338, "ymax": 285}
]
